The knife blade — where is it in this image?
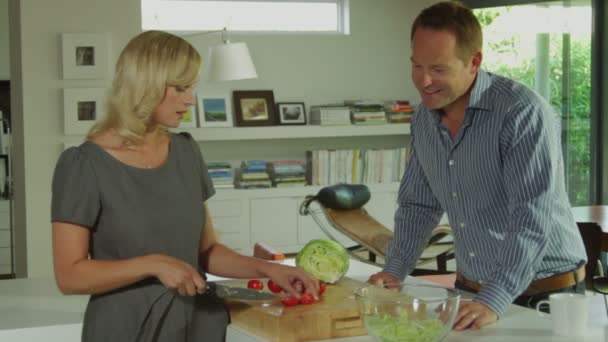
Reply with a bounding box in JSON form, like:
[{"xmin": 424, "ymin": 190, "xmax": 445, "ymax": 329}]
[{"xmin": 207, "ymin": 281, "xmax": 277, "ymax": 302}]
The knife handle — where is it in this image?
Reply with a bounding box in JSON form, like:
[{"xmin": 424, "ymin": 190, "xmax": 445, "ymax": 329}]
[{"xmin": 206, "ymin": 281, "xmax": 217, "ymax": 294}]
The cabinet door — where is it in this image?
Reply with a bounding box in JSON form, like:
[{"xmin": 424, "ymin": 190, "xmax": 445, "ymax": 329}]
[
  {"xmin": 363, "ymin": 192, "xmax": 398, "ymax": 231},
  {"xmin": 251, "ymin": 197, "xmax": 298, "ymax": 247}
]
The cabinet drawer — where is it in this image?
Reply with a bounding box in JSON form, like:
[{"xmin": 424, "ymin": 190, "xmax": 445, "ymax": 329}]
[
  {"xmin": 0, "ymin": 265, "xmax": 11, "ymax": 275},
  {"xmin": 207, "ymin": 199, "xmax": 242, "ymax": 217},
  {"xmin": 251, "ymin": 197, "xmax": 298, "ymax": 247},
  {"xmin": 212, "ymin": 217, "xmax": 241, "ymax": 234},
  {"xmin": 0, "ymin": 247, "xmax": 11, "ymax": 265},
  {"xmin": 0, "ymin": 200, "xmax": 9, "ymax": 213},
  {"xmin": 0, "ymin": 230, "xmax": 10, "ymax": 248}
]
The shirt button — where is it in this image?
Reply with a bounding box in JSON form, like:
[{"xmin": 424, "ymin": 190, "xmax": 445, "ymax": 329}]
[
  {"xmin": 460, "ymin": 222, "xmax": 465, "ymax": 228},
  {"xmin": 469, "ymin": 252, "xmax": 475, "ymax": 257},
  {"xmin": 452, "ymin": 192, "xmax": 457, "ymax": 198},
  {"xmin": 448, "ymin": 160, "xmax": 454, "ymax": 166}
]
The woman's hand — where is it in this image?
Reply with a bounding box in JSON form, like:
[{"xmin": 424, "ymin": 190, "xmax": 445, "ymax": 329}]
[
  {"xmin": 260, "ymin": 263, "xmax": 319, "ymax": 299},
  {"xmin": 147, "ymin": 254, "xmax": 206, "ymax": 296}
]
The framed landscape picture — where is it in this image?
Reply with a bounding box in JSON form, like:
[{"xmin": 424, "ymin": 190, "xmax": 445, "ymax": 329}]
[
  {"xmin": 198, "ymin": 95, "xmax": 233, "ymax": 127},
  {"xmin": 277, "ymin": 102, "xmax": 306, "ymax": 125},
  {"xmin": 233, "ymin": 90, "xmax": 276, "ymax": 127},
  {"xmin": 178, "ymin": 105, "xmax": 197, "ymax": 128}
]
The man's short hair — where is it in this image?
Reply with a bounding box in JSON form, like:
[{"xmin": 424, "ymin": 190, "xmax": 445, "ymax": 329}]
[{"xmin": 411, "ymin": 1, "xmax": 483, "ymax": 60}]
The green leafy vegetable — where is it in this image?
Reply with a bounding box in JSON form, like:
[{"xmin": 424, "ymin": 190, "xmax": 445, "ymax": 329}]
[
  {"xmin": 295, "ymin": 239, "xmax": 349, "ymax": 283},
  {"xmin": 364, "ymin": 312, "xmax": 444, "ymax": 342}
]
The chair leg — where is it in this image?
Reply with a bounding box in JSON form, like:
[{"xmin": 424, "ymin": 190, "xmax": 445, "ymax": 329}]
[
  {"xmin": 369, "ymin": 251, "xmax": 376, "ymax": 263},
  {"xmin": 437, "ymin": 253, "xmax": 447, "ymax": 273}
]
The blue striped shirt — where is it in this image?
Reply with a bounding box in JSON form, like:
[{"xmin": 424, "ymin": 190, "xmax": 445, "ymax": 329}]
[{"xmin": 384, "ymin": 69, "xmax": 587, "ymax": 317}]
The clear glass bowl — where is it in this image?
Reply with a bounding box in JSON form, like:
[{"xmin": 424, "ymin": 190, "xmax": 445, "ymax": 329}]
[{"xmin": 354, "ymin": 283, "xmax": 460, "ymax": 342}]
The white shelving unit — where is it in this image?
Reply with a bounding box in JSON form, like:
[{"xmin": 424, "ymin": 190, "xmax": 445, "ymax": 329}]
[
  {"xmin": 61, "ymin": 124, "xmax": 412, "ymax": 253},
  {"xmin": 179, "ymin": 124, "xmax": 410, "ymax": 141}
]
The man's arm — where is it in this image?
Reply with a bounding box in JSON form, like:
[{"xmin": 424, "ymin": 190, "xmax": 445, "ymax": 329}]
[
  {"xmin": 383, "ymin": 139, "xmax": 444, "ymax": 280},
  {"xmin": 475, "ymin": 99, "xmax": 560, "ymax": 317}
]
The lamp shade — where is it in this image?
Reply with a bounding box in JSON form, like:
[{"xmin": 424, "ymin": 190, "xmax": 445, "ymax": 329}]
[{"xmin": 204, "ymin": 42, "xmax": 258, "ymax": 82}]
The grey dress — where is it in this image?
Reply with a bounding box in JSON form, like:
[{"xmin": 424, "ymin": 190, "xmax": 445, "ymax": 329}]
[{"xmin": 51, "ymin": 132, "xmax": 229, "ymax": 342}]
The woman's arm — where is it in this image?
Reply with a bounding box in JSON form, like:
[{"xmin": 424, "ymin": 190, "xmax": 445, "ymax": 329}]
[
  {"xmin": 199, "ymin": 205, "xmax": 319, "ymax": 297},
  {"xmin": 53, "ymin": 221, "xmax": 205, "ymax": 296}
]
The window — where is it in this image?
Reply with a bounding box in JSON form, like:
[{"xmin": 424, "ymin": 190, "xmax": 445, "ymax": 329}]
[
  {"xmin": 141, "ymin": 0, "xmax": 350, "ymax": 34},
  {"xmin": 472, "ymin": 1, "xmax": 593, "ymax": 205}
]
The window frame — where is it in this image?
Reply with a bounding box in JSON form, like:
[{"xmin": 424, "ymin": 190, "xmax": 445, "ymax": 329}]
[
  {"xmin": 141, "ymin": 0, "xmax": 350, "ymax": 34},
  {"xmin": 467, "ymin": 0, "xmax": 603, "ymax": 204}
]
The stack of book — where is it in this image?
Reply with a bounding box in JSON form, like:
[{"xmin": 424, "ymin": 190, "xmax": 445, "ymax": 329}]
[
  {"xmin": 236, "ymin": 160, "xmax": 272, "ymax": 189},
  {"xmin": 207, "ymin": 162, "xmax": 235, "ymax": 189},
  {"xmin": 347, "ymin": 100, "xmax": 387, "ymax": 125},
  {"xmin": 385, "ymin": 100, "xmax": 415, "ymax": 123},
  {"xmin": 309, "ymin": 105, "xmax": 352, "ymax": 126},
  {"xmin": 268, "ymin": 161, "xmax": 307, "ymax": 187}
]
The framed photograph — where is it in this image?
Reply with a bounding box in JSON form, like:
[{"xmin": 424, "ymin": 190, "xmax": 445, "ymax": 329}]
[
  {"xmin": 63, "ymin": 88, "xmax": 107, "ymax": 135},
  {"xmin": 276, "ymin": 102, "xmax": 306, "ymax": 125},
  {"xmin": 198, "ymin": 95, "xmax": 233, "ymax": 128},
  {"xmin": 233, "ymin": 90, "xmax": 276, "ymax": 127},
  {"xmin": 178, "ymin": 105, "xmax": 197, "ymax": 129},
  {"xmin": 61, "ymin": 33, "xmax": 110, "ymax": 79}
]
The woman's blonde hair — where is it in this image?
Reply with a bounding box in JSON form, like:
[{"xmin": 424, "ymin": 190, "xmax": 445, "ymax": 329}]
[{"xmin": 87, "ymin": 30, "xmax": 201, "ymax": 144}]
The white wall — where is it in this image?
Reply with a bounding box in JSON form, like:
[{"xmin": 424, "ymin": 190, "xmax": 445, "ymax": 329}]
[
  {"xmin": 12, "ymin": 0, "xmax": 435, "ymax": 277},
  {"xmin": 0, "ymin": 0, "xmax": 9, "ymax": 79}
]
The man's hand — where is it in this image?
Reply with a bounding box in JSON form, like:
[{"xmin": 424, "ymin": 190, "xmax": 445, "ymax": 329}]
[
  {"xmin": 453, "ymin": 300, "xmax": 497, "ymax": 330},
  {"xmin": 367, "ymin": 272, "xmax": 400, "ymax": 288}
]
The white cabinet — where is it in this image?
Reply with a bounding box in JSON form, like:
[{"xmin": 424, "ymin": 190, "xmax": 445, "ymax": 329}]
[
  {"xmin": 208, "ymin": 184, "xmax": 399, "ymax": 255},
  {"xmin": 0, "ymin": 200, "xmax": 11, "ymax": 275}
]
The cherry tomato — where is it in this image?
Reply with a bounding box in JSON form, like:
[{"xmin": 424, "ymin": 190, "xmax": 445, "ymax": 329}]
[
  {"xmin": 280, "ymin": 296, "xmax": 299, "ymax": 306},
  {"xmin": 247, "ymin": 279, "xmax": 263, "ymax": 291},
  {"xmin": 318, "ymin": 281, "xmax": 326, "ymax": 295},
  {"xmin": 267, "ymin": 280, "xmax": 283, "ymax": 293},
  {"xmin": 300, "ymin": 293, "xmax": 315, "ymax": 305}
]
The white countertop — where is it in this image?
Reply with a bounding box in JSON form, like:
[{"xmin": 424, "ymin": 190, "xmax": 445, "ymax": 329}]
[{"xmin": 1, "ymin": 259, "xmax": 607, "ymax": 341}]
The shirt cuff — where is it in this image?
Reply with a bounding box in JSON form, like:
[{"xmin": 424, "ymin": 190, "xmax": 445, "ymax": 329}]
[
  {"xmin": 382, "ymin": 258, "xmax": 409, "ymax": 280},
  {"xmin": 474, "ymin": 282, "xmax": 514, "ymax": 318}
]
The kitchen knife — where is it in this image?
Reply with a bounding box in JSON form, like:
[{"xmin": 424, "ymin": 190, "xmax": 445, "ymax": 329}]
[{"xmin": 207, "ymin": 281, "xmax": 277, "ymax": 302}]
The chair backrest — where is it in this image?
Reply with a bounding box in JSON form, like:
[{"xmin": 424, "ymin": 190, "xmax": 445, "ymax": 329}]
[{"xmin": 576, "ymin": 222, "xmax": 603, "ymax": 289}]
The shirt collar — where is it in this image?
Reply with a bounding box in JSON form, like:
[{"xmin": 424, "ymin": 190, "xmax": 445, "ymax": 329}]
[{"xmin": 427, "ymin": 69, "xmax": 493, "ymax": 126}]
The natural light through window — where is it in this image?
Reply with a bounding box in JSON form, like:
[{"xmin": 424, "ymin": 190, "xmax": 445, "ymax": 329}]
[{"xmin": 141, "ymin": 0, "xmax": 348, "ymax": 33}]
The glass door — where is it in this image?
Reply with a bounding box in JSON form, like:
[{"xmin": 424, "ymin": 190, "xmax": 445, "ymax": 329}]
[{"xmin": 473, "ymin": 1, "xmax": 592, "ymax": 205}]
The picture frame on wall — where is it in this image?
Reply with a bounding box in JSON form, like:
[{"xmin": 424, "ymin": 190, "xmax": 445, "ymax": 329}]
[
  {"xmin": 233, "ymin": 90, "xmax": 276, "ymax": 127},
  {"xmin": 197, "ymin": 95, "xmax": 233, "ymax": 128},
  {"xmin": 61, "ymin": 33, "xmax": 110, "ymax": 79},
  {"xmin": 276, "ymin": 102, "xmax": 306, "ymax": 125},
  {"xmin": 63, "ymin": 88, "xmax": 107, "ymax": 135},
  {"xmin": 178, "ymin": 105, "xmax": 198, "ymax": 129}
]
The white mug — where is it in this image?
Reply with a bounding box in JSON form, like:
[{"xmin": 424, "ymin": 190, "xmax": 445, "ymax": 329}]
[{"xmin": 535, "ymin": 293, "xmax": 589, "ymax": 337}]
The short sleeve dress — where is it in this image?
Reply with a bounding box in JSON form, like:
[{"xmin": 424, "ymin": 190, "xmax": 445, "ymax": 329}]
[{"xmin": 51, "ymin": 132, "xmax": 229, "ymax": 342}]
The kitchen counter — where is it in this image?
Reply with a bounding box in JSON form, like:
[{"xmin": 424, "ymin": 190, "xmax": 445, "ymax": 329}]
[{"xmin": 1, "ymin": 260, "xmax": 607, "ymax": 341}]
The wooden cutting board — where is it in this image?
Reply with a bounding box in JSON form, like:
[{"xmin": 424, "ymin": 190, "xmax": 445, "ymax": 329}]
[{"xmin": 221, "ymin": 277, "xmax": 368, "ymax": 342}]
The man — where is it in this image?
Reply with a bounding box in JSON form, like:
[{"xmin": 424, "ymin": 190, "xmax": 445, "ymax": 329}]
[{"xmin": 368, "ymin": 1, "xmax": 587, "ymax": 331}]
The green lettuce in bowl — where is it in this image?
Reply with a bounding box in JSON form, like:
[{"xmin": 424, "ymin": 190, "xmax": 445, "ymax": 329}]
[{"xmin": 355, "ymin": 283, "xmax": 460, "ymax": 342}]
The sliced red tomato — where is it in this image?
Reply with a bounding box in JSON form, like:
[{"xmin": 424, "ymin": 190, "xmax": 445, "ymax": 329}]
[
  {"xmin": 247, "ymin": 279, "xmax": 263, "ymax": 291},
  {"xmin": 280, "ymin": 296, "xmax": 299, "ymax": 306},
  {"xmin": 267, "ymin": 280, "xmax": 283, "ymax": 293},
  {"xmin": 318, "ymin": 281, "xmax": 326, "ymax": 295},
  {"xmin": 300, "ymin": 293, "xmax": 315, "ymax": 305}
]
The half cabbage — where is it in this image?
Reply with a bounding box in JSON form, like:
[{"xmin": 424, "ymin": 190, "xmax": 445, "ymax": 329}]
[{"xmin": 295, "ymin": 239, "xmax": 349, "ymax": 283}]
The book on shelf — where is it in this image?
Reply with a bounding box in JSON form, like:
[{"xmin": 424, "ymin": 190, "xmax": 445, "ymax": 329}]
[
  {"xmin": 309, "ymin": 105, "xmax": 352, "ymax": 126},
  {"xmin": 306, "ymin": 147, "xmax": 410, "ymax": 185}
]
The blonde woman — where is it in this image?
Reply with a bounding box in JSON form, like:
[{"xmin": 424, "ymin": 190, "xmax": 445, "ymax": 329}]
[{"xmin": 51, "ymin": 31, "xmax": 318, "ymax": 342}]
